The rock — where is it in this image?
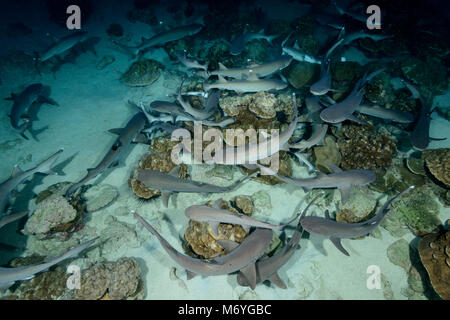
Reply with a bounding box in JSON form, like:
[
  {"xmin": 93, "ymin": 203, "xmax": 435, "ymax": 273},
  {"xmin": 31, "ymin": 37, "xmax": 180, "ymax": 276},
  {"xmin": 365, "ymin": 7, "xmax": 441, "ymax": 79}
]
[
  {"xmin": 248, "ymin": 92, "xmax": 277, "ymax": 119},
  {"xmin": 283, "ymin": 61, "xmax": 317, "ymax": 89},
  {"xmin": 205, "ymin": 164, "xmax": 235, "ymax": 181},
  {"xmin": 406, "ymin": 157, "xmax": 427, "ymax": 176},
  {"xmin": 250, "ymin": 190, "xmax": 272, "ymax": 216},
  {"xmin": 336, "ymin": 187, "xmax": 377, "ymax": 226},
  {"xmin": 83, "ymin": 184, "xmax": 119, "ymax": 213},
  {"xmin": 400, "ymin": 57, "xmax": 448, "ymax": 95},
  {"xmin": 418, "ymin": 230, "xmax": 450, "ymax": 300},
  {"xmin": 331, "ymin": 61, "xmax": 363, "ymax": 82},
  {"xmin": 313, "ymin": 135, "xmax": 341, "ymax": 173},
  {"xmin": 386, "ymin": 239, "xmax": 412, "ymax": 272},
  {"xmin": 23, "ymin": 195, "xmax": 79, "ymax": 239},
  {"xmin": 120, "ymin": 59, "xmax": 161, "ymax": 87},
  {"xmin": 75, "ymin": 257, "xmax": 142, "ymax": 300},
  {"xmin": 233, "ymin": 195, "xmax": 254, "ymax": 215},
  {"xmin": 106, "ymin": 23, "xmax": 124, "ymax": 37},
  {"xmin": 422, "ymin": 148, "xmax": 450, "ymax": 188},
  {"xmin": 184, "ymin": 200, "xmax": 248, "ymax": 259},
  {"xmin": 96, "ymin": 55, "xmax": 115, "ymax": 70}
]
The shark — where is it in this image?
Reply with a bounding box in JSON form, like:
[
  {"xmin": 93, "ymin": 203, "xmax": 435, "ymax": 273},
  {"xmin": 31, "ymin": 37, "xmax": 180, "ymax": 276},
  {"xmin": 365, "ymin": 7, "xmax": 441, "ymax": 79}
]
[
  {"xmin": 185, "ymin": 198, "xmax": 302, "ymax": 237},
  {"xmin": 288, "ymin": 124, "xmax": 328, "ymax": 150},
  {"xmin": 300, "ymin": 186, "xmax": 414, "ymax": 256},
  {"xmin": 320, "ymin": 68, "xmax": 385, "ymax": 124},
  {"xmin": 254, "ymin": 163, "xmax": 376, "ymax": 204},
  {"xmin": 177, "ymin": 85, "xmax": 219, "ymax": 120},
  {"xmin": 5, "ymin": 83, "xmax": 59, "ymax": 140},
  {"xmin": 37, "ymin": 31, "xmax": 89, "ymax": 63},
  {"xmin": 229, "ymin": 29, "xmax": 278, "ymax": 55},
  {"xmin": 281, "ymin": 32, "xmax": 322, "ymax": 64},
  {"xmin": 136, "ymin": 166, "xmax": 257, "ymax": 207},
  {"xmin": 310, "ymin": 38, "xmax": 344, "ymax": 95},
  {"xmin": 133, "ymin": 211, "xmax": 273, "ymax": 286},
  {"xmin": 203, "ymin": 74, "xmax": 287, "ymax": 93},
  {"xmin": 402, "ymin": 80, "xmax": 446, "ymax": 150},
  {"xmin": 0, "ymin": 149, "xmax": 63, "ymax": 215},
  {"xmin": 128, "ymin": 24, "xmax": 203, "ymax": 57},
  {"xmin": 196, "ymin": 56, "xmax": 293, "ymax": 80},
  {"xmin": 0, "ymin": 211, "xmax": 28, "ymax": 230},
  {"xmin": 176, "ymin": 50, "xmax": 207, "ymax": 70},
  {"xmin": 237, "ymin": 194, "xmax": 321, "ymax": 289},
  {"xmin": 0, "ymin": 237, "xmax": 98, "ymax": 292},
  {"xmin": 65, "ymin": 112, "xmax": 147, "ymax": 197},
  {"xmin": 207, "ymin": 95, "xmax": 298, "ymax": 165}
]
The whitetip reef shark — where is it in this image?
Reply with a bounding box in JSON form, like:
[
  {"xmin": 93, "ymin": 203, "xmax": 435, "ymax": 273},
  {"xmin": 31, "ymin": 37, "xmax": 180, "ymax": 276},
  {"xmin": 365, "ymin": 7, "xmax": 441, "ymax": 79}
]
[
  {"xmin": 300, "ymin": 186, "xmax": 415, "ymax": 256},
  {"xmin": 203, "ymin": 74, "xmax": 287, "ymax": 93},
  {"xmin": 65, "ymin": 111, "xmax": 147, "ymax": 197},
  {"xmin": 5, "ymin": 83, "xmax": 59, "ymax": 140},
  {"xmin": 281, "ymin": 32, "xmax": 322, "ymax": 64},
  {"xmin": 319, "ymin": 68, "xmax": 386, "ymax": 124},
  {"xmin": 185, "ymin": 198, "xmax": 302, "ymax": 237},
  {"xmin": 136, "ymin": 166, "xmax": 258, "ymax": 208},
  {"xmin": 288, "ymin": 123, "xmax": 329, "ymax": 150},
  {"xmin": 0, "ymin": 211, "xmax": 28, "ymax": 230},
  {"xmin": 229, "ymin": 29, "xmax": 278, "ymax": 56},
  {"xmin": 176, "ymin": 50, "xmax": 207, "ymax": 71},
  {"xmin": 253, "ymin": 162, "xmax": 376, "ymax": 204},
  {"xmin": 0, "ymin": 149, "xmax": 63, "ymax": 215},
  {"xmin": 117, "ymin": 24, "xmax": 203, "ymax": 58},
  {"xmin": 133, "ymin": 210, "xmax": 273, "ymax": 288},
  {"xmin": 402, "ymin": 80, "xmax": 446, "ymax": 150},
  {"xmin": 0, "ymin": 237, "xmax": 98, "ymax": 292},
  {"xmin": 36, "ymin": 31, "xmax": 89, "ymax": 63},
  {"xmin": 196, "ymin": 56, "xmax": 293, "ymax": 80},
  {"xmin": 237, "ymin": 194, "xmax": 321, "ymax": 289},
  {"xmin": 204, "ymin": 94, "xmax": 298, "ymax": 165}
]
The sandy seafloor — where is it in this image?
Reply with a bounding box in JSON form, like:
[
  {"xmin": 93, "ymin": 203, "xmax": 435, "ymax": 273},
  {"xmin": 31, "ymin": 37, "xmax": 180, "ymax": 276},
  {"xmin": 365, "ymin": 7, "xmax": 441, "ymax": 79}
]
[{"xmin": 0, "ymin": 1, "xmax": 449, "ymax": 300}]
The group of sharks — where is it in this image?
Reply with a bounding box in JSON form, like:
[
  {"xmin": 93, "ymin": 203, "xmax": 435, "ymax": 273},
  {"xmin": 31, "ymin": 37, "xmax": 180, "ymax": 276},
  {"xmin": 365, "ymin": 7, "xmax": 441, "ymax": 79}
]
[{"xmin": 1, "ymin": 7, "xmax": 438, "ymax": 293}]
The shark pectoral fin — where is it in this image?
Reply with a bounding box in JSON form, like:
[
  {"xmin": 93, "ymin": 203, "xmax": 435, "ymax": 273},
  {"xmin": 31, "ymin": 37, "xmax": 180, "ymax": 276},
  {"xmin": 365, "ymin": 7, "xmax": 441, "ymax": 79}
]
[
  {"xmin": 208, "ymin": 221, "xmax": 221, "ymax": 237},
  {"xmin": 186, "ymin": 270, "xmax": 197, "ymax": 280},
  {"xmin": 302, "ymin": 186, "xmax": 312, "ymax": 193},
  {"xmin": 269, "ymin": 273, "xmax": 287, "ymax": 289},
  {"xmin": 347, "ymin": 114, "xmax": 367, "ymax": 125},
  {"xmin": 20, "ymin": 132, "xmax": 30, "ymax": 140},
  {"xmin": 133, "ymin": 133, "xmax": 149, "ymax": 144},
  {"xmin": 0, "ymin": 282, "xmax": 15, "ymax": 293},
  {"xmin": 107, "ymin": 128, "xmax": 123, "ymax": 135},
  {"xmin": 11, "ymin": 165, "xmax": 24, "ymax": 178},
  {"xmin": 168, "ymin": 165, "xmax": 181, "ymax": 177},
  {"xmin": 236, "ymin": 272, "xmax": 248, "ymax": 287},
  {"xmin": 108, "ymin": 160, "xmax": 119, "ymax": 168},
  {"xmin": 38, "ymin": 95, "xmax": 59, "ymax": 106},
  {"xmin": 324, "ymin": 210, "xmax": 331, "ymax": 220},
  {"xmin": 161, "ymin": 191, "xmax": 172, "ymax": 208},
  {"xmin": 217, "ymin": 239, "xmax": 240, "ymax": 252},
  {"xmin": 339, "ymin": 186, "xmax": 351, "ymax": 204},
  {"xmin": 330, "ymin": 236, "xmax": 350, "ymax": 256},
  {"xmin": 239, "ymin": 263, "xmax": 257, "ymax": 290}
]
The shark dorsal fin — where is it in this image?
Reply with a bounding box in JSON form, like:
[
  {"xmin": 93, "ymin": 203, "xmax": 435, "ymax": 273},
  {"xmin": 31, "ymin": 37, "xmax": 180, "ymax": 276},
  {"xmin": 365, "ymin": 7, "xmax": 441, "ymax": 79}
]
[
  {"xmin": 11, "ymin": 165, "xmax": 24, "ymax": 178},
  {"xmin": 239, "ymin": 263, "xmax": 257, "ymax": 290},
  {"xmin": 217, "ymin": 239, "xmax": 240, "ymax": 252},
  {"xmin": 168, "ymin": 166, "xmax": 181, "ymax": 177},
  {"xmin": 108, "ymin": 128, "xmax": 123, "ymax": 135},
  {"xmin": 208, "ymin": 221, "xmax": 221, "ymax": 237},
  {"xmin": 218, "ymin": 62, "xmax": 228, "ymax": 70},
  {"xmin": 212, "ymin": 199, "xmax": 223, "ymax": 209},
  {"xmin": 327, "ymin": 163, "xmax": 342, "ymax": 173},
  {"xmin": 258, "ymin": 28, "xmax": 265, "ymax": 35},
  {"xmin": 217, "ymin": 75, "xmax": 227, "ymax": 83},
  {"xmin": 247, "ymin": 72, "xmax": 259, "ymax": 81},
  {"xmin": 294, "ymin": 40, "xmax": 300, "ymax": 50}
]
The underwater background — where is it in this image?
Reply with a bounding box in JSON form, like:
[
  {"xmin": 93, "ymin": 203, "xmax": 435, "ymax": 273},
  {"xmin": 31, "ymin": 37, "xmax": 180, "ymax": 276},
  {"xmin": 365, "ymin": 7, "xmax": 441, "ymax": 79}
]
[{"xmin": 0, "ymin": 0, "xmax": 448, "ymax": 300}]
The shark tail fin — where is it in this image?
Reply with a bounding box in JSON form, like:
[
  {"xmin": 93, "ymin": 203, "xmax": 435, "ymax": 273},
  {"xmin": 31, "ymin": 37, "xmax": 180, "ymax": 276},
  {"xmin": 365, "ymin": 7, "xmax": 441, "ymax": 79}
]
[{"xmin": 36, "ymin": 149, "xmax": 63, "ymax": 175}]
